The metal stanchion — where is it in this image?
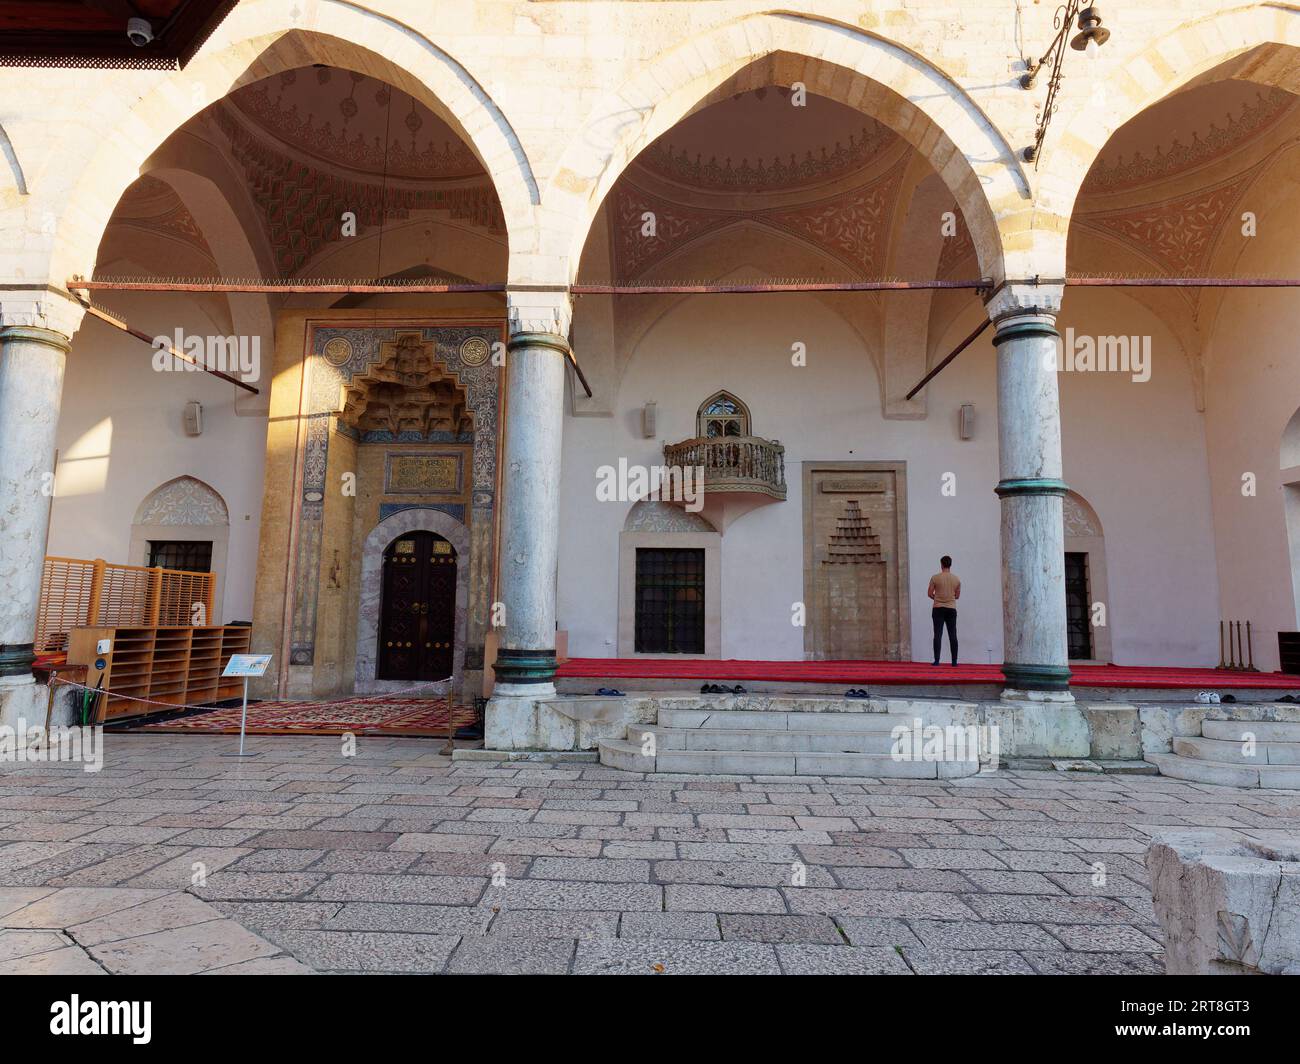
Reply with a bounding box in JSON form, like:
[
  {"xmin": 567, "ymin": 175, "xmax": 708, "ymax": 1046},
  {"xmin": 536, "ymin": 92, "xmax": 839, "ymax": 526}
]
[{"xmin": 441, "ymin": 682, "xmax": 456, "ymax": 757}]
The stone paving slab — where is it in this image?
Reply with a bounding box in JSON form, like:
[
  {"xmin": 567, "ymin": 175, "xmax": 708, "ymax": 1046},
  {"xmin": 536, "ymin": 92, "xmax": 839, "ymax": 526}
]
[
  {"xmin": 0, "ymin": 733, "xmax": 1295, "ymax": 974},
  {"xmin": 0, "ymin": 886, "xmax": 303, "ymax": 975}
]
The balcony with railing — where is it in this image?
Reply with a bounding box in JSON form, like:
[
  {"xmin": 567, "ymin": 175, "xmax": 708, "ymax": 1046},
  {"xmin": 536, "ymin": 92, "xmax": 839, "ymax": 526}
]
[{"xmin": 663, "ymin": 435, "xmax": 787, "ymax": 501}]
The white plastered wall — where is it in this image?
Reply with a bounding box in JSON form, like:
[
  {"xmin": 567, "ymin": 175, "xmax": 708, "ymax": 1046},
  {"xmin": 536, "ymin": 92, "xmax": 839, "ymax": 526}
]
[
  {"xmin": 557, "ymin": 285, "xmax": 1222, "ymax": 666},
  {"xmin": 45, "ymin": 291, "xmax": 269, "ymax": 624}
]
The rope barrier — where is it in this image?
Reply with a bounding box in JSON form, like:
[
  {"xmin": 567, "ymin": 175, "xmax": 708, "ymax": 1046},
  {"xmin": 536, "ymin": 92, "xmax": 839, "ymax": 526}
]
[{"xmin": 48, "ymin": 675, "xmax": 468, "ymax": 716}]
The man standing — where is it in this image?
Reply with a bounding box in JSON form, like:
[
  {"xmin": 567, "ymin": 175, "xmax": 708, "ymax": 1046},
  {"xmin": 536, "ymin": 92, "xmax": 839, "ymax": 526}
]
[{"xmin": 927, "ymin": 555, "xmax": 961, "ymax": 666}]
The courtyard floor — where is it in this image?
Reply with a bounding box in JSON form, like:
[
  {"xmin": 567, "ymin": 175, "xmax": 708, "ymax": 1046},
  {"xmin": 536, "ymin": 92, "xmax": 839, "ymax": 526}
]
[{"xmin": 2, "ymin": 734, "xmax": 1298, "ymax": 975}]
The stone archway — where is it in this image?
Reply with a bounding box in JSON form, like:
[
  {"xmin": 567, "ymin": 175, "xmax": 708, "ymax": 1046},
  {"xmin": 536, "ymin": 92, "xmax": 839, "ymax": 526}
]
[
  {"xmin": 542, "ymin": 12, "xmax": 1022, "ymax": 286},
  {"xmin": 356, "ymin": 507, "xmax": 471, "ymax": 695},
  {"xmin": 1063, "ymin": 490, "xmax": 1112, "ymax": 664},
  {"xmin": 45, "ymin": 0, "xmax": 537, "ymax": 290},
  {"xmin": 129, "ymin": 476, "xmax": 231, "ymax": 623},
  {"xmin": 1037, "ymin": 4, "xmax": 1300, "ymax": 278}
]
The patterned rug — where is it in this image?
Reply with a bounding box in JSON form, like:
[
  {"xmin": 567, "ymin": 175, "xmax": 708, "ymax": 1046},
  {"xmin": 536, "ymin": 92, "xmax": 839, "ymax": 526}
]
[{"xmin": 130, "ymin": 698, "xmax": 479, "ymax": 737}]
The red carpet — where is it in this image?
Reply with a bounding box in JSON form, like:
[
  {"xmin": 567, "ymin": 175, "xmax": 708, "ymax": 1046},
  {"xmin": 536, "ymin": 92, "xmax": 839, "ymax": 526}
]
[
  {"xmin": 556, "ymin": 658, "xmax": 1300, "ymax": 690},
  {"xmin": 131, "ymin": 698, "xmax": 478, "ymax": 737}
]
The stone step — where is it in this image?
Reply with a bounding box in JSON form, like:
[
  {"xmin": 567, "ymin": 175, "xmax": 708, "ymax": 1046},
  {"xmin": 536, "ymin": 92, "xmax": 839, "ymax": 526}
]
[
  {"xmin": 1145, "ymin": 752, "xmax": 1300, "ymax": 789},
  {"xmin": 597, "ymin": 738, "xmax": 980, "ymax": 778},
  {"xmin": 626, "ymin": 723, "xmax": 900, "ymax": 754},
  {"xmin": 595, "ymin": 739, "xmax": 655, "ymax": 773},
  {"xmin": 1201, "ymin": 719, "xmax": 1300, "ymax": 743},
  {"xmin": 1174, "ymin": 735, "xmax": 1300, "ymax": 766},
  {"xmin": 655, "ymin": 707, "xmax": 922, "ymax": 733}
]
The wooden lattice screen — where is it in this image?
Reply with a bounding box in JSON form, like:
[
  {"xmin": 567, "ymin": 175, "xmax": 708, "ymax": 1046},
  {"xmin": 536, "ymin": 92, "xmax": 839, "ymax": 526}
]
[{"xmin": 35, "ymin": 557, "xmax": 216, "ymax": 653}]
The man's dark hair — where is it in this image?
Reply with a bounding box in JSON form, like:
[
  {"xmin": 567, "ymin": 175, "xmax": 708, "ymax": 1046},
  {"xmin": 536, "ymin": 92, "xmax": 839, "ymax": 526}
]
[{"xmin": 940, "ymin": 555, "xmax": 952, "ymax": 569}]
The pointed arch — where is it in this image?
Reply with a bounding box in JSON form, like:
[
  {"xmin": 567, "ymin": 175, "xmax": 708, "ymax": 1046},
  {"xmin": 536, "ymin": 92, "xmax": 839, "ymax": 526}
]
[
  {"xmin": 1037, "ymin": 4, "xmax": 1300, "ymax": 274},
  {"xmin": 696, "ymin": 389, "xmax": 752, "ymax": 439},
  {"xmin": 1063, "ymin": 489, "xmax": 1111, "ymax": 663},
  {"xmin": 130, "ymin": 476, "xmax": 231, "ymax": 623},
  {"xmin": 542, "ymin": 11, "xmax": 1023, "ymax": 287},
  {"xmin": 47, "ymin": 0, "xmax": 535, "ymax": 287}
]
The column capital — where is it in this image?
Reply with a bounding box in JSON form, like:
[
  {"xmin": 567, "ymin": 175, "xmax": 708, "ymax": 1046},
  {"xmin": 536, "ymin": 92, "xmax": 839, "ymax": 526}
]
[
  {"xmin": 985, "ymin": 281, "xmax": 1062, "ymax": 325},
  {"xmin": 0, "ymin": 286, "xmax": 84, "ymax": 340},
  {"xmin": 506, "ymin": 286, "xmax": 572, "ymax": 339}
]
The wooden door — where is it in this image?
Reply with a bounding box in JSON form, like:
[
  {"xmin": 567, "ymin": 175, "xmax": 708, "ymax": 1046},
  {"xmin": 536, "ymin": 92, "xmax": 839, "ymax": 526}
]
[{"xmin": 378, "ymin": 531, "xmax": 457, "ymax": 681}]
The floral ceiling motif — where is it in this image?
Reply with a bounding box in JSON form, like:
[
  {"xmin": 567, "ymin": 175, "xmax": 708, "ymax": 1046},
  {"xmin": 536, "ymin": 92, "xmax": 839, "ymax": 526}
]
[
  {"xmin": 936, "ymin": 215, "xmax": 977, "ymax": 279},
  {"xmin": 1083, "ymin": 90, "xmax": 1294, "ymax": 194},
  {"xmin": 109, "ymin": 176, "xmax": 212, "ymax": 256},
  {"xmin": 216, "ymin": 109, "xmax": 502, "ymax": 275},
  {"xmin": 227, "ymin": 76, "xmax": 483, "ymax": 182},
  {"xmin": 613, "ymin": 159, "xmax": 905, "ymax": 278},
  {"xmin": 1079, "ymin": 177, "xmax": 1247, "ymax": 277},
  {"xmin": 638, "ymin": 122, "xmax": 896, "ymax": 192}
]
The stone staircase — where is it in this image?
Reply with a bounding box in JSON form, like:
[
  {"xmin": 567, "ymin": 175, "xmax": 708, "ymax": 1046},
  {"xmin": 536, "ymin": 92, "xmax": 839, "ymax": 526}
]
[
  {"xmin": 1146, "ymin": 718, "xmax": 1300, "ymax": 788},
  {"xmin": 597, "ymin": 699, "xmax": 986, "ymax": 778}
]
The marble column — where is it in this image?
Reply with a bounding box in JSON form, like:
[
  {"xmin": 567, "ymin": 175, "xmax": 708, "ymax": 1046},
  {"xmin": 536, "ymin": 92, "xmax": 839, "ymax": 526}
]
[
  {"xmin": 486, "ymin": 291, "xmax": 571, "ymax": 750},
  {"xmin": 0, "ymin": 292, "xmax": 80, "ymax": 726},
  {"xmin": 988, "ymin": 284, "xmax": 1072, "ymax": 700}
]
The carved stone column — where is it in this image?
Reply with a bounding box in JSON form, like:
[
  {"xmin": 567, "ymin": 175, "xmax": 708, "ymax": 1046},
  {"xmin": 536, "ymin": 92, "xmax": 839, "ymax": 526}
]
[
  {"xmin": 485, "ymin": 290, "xmax": 571, "ymax": 749},
  {"xmin": 0, "ymin": 291, "xmax": 82, "ymax": 726},
  {"xmin": 988, "ymin": 284, "xmax": 1072, "ymax": 701}
]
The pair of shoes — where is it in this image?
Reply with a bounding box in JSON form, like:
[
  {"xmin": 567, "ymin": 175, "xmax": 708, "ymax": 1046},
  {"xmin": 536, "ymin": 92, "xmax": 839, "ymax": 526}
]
[
  {"xmin": 844, "ymin": 688, "xmax": 869, "ymax": 699},
  {"xmin": 1195, "ymin": 691, "xmax": 1221, "ymax": 704},
  {"xmin": 702, "ymin": 683, "xmax": 745, "ymax": 695},
  {"xmin": 594, "ymin": 687, "xmax": 625, "ymax": 697},
  {"xmin": 1277, "ymin": 693, "xmax": 1300, "ymax": 704}
]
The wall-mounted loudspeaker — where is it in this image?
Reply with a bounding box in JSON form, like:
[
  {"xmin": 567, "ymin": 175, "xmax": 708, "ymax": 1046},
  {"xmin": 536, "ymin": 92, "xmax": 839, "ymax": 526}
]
[
  {"xmin": 958, "ymin": 402, "xmax": 975, "ymax": 441},
  {"xmin": 183, "ymin": 400, "xmax": 203, "ymax": 437},
  {"xmin": 642, "ymin": 400, "xmax": 657, "ymax": 439}
]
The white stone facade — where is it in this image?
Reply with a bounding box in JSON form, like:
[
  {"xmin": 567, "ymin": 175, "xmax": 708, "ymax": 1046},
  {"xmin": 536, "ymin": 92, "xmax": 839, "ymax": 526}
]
[{"xmin": 2, "ymin": 1, "xmax": 1300, "ymax": 716}]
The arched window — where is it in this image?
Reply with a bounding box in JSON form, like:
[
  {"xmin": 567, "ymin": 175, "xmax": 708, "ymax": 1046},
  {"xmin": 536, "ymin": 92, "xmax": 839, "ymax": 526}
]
[{"xmin": 697, "ymin": 391, "xmax": 751, "ymax": 439}]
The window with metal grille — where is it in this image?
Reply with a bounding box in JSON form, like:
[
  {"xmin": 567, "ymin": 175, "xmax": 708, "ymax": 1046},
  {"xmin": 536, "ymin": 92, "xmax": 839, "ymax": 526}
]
[
  {"xmin": 635, "ymin": 548, "xmax": 705, "ymax": 654},
  {"xmin": 1064, "ymin": 551, "xmax": 1093, "ymax": 660},
  {"xmin": 147, "ymin": 540, "xmax": 213, "ymax": 573}
]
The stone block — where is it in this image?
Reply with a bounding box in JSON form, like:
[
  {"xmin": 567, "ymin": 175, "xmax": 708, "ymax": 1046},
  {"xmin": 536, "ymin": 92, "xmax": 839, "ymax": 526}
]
[
  {"xmin": 1147, "ymin": 830, "xmax": 1300, "ymax": 975},
  {"xmin": 1080, "ymin": 704, "xmax": 1142, "ymax": 759},
  {"xmin": 1007, "ymin": 702, "xmax": 1090, "ymax": 758}
]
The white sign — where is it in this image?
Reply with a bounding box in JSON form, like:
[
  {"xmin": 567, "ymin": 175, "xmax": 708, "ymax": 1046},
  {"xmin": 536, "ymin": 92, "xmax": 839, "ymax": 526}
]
[{"xmin": 222, "ymin": 654, "xmax": 271, "ymax": 678}]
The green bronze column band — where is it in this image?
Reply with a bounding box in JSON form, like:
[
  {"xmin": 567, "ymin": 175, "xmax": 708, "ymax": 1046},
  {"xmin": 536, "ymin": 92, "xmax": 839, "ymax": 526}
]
[
  {"xmin": 0, "ymin": 325, "xmax": 72, "ymax": 354},
  {"xmin": 992, "ymin": 320, "xmax": 1059, "ymax": 346},
  {"xmin": 506, "ymin": 332, "xmax": 571, "ymax": 357},
  {"xmin": 994, "ymin": 477, "xmax": 1070, "ymax": 498},
  {"xmin": 1002, "ymin": 662, "xmax": 1072, "ymax": 691},
  {"xmin": 494, "ymin": 648, "xmax": 557, "ymax": 684},
  {"xmin": 0, "ymin": 643, "xmax": 35, "ymax": 678}
]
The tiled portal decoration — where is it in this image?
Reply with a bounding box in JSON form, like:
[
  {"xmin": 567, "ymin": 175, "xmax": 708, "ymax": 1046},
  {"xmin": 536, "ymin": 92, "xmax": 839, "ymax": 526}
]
[
  {"xmin": 384, "ymin": 453, "xmax": 463, "ymax": 495},
  {"xmin": 289, "ymin": 323, "xmax": 502, "ymax": 668},
  {"xmin": 803, "ymin": 463, "xmax": 909, "ymax": 661}
]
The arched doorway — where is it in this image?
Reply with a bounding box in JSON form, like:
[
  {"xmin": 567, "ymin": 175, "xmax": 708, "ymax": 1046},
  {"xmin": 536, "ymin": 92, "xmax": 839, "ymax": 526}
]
[
  {"xmin": 1281, "ymin": 408, "xmax": 1300, "ymax": 626},
  {"xmin": 129, "ymin": 476, "xmax": 231, "ymax": 624},
  {"xmin": 1063, "ymin": 491, "xmax": 1112, "ymax": 664},
  {"xmin": 378, "ymin": 531, "xmax": 458, "ymax": 681}
]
